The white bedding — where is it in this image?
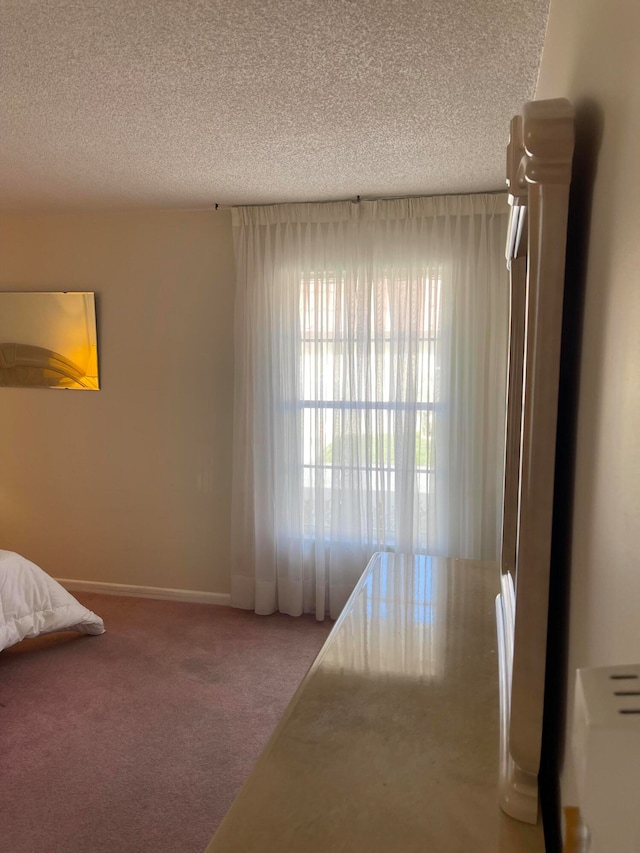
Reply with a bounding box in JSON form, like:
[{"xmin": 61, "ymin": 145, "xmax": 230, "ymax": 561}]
[{"xmin": 0, "ymin": 549, "xmax": 105, "ymax": 651}]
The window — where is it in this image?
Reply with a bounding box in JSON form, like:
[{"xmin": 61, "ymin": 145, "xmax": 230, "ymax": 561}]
[
  {"xmin": 299, "ymin": 268, "xmax": 442, "ymax": 549},
  {"xmin": 230, "ymin": 195, "xmax": 509, "ymax": 617}
]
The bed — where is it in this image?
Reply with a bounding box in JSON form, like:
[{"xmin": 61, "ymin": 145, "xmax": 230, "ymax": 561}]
[{"xmin": 0, "ymin": 550, "xmax": 104, "ymax": 652}]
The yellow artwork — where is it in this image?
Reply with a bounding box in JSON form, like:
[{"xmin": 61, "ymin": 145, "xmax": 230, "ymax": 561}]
[{"xmin": 0, "ymin": 292, "xmax": 99, "ymax": 390}]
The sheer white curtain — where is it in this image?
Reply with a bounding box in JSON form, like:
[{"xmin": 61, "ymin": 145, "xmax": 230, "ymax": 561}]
[{"xmin": 230, "ymin": 194, "xmax": 509, "ymax": 619}]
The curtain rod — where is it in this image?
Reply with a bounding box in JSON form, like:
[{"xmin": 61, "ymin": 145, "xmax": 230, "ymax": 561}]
[{"xmin": 208, "ymin": 188, "xmax": 507, "ymax": 212}]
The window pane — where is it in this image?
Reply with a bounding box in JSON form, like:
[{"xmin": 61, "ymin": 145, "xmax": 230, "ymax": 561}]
[{"xmin": 299, "ymin": 271, "xmax": 441, "ymax": 546}]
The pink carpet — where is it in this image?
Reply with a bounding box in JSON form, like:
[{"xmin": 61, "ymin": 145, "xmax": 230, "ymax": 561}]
[{"xmin": 0, "ymin": 594, "xmax": 332, "ymax": 852}]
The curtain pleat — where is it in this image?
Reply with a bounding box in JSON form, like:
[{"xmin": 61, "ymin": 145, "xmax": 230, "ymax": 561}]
[{"xmin": 231, "ymin": 194, "xmax": 509, "ymax": 619}]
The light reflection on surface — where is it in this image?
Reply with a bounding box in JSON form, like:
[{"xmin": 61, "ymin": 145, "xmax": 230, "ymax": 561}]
[
  {"xmin": 206, "ymin": 553, "xmax": 545, "ymax": 853},
  {"xmin": 323, "ymin": 553, "xmax": 446, "ymax": 679}
]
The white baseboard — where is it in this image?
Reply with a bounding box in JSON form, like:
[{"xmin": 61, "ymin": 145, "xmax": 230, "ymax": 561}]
[{"xmin": 57, "ymin": 578, "xmax": 231, "ymax": 606}]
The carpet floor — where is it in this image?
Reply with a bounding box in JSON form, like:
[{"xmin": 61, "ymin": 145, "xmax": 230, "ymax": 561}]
[{"xmin": 0, "ymin": 593, "xmax": 332, "ymax": 853}]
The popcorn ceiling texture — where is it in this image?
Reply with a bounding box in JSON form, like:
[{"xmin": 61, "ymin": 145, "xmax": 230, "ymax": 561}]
[{"xmin": 0, "ymin": 0, "xmax": 549, "ymax": 210}]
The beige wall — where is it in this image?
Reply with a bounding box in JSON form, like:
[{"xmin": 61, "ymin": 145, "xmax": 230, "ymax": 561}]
[
  {"xmin": 0, "ymin": 209, "xmax": 236, "ymax": 594},
  {"xmin": 536, "ymin": 0, "xmax": 640, "ymax": 808}
]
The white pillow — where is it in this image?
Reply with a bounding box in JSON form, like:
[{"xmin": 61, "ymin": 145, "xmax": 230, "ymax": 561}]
[{"xmin": 0, "ymin": 549, "xmax": 105, "ymax": 651}]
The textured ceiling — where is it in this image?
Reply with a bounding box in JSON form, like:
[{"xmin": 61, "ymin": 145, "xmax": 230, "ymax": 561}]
[{"xmin": 0, "ymin": 0, "xmax": 549, "ymax": 211}]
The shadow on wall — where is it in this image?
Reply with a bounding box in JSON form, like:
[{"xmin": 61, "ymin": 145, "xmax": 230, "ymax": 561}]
[{"xmin": 541, "ymin": 97, "xmax": 604, "ymax": 853}]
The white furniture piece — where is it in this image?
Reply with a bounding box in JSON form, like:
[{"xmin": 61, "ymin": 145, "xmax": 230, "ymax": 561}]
[
  {"xmin": 205, "ymin": 552, "xmax": 544, "ymax": 853},
  {"xmin": 572, "ymin": 663, "xmax": 640, "ymax": 852},
  {"xmin": 497, "ymin": 98, "xmax": 575, "ymax": 824},
  {"xmin": 205, "ymin": 99, "xmax": 575, "ymax": 850}
]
